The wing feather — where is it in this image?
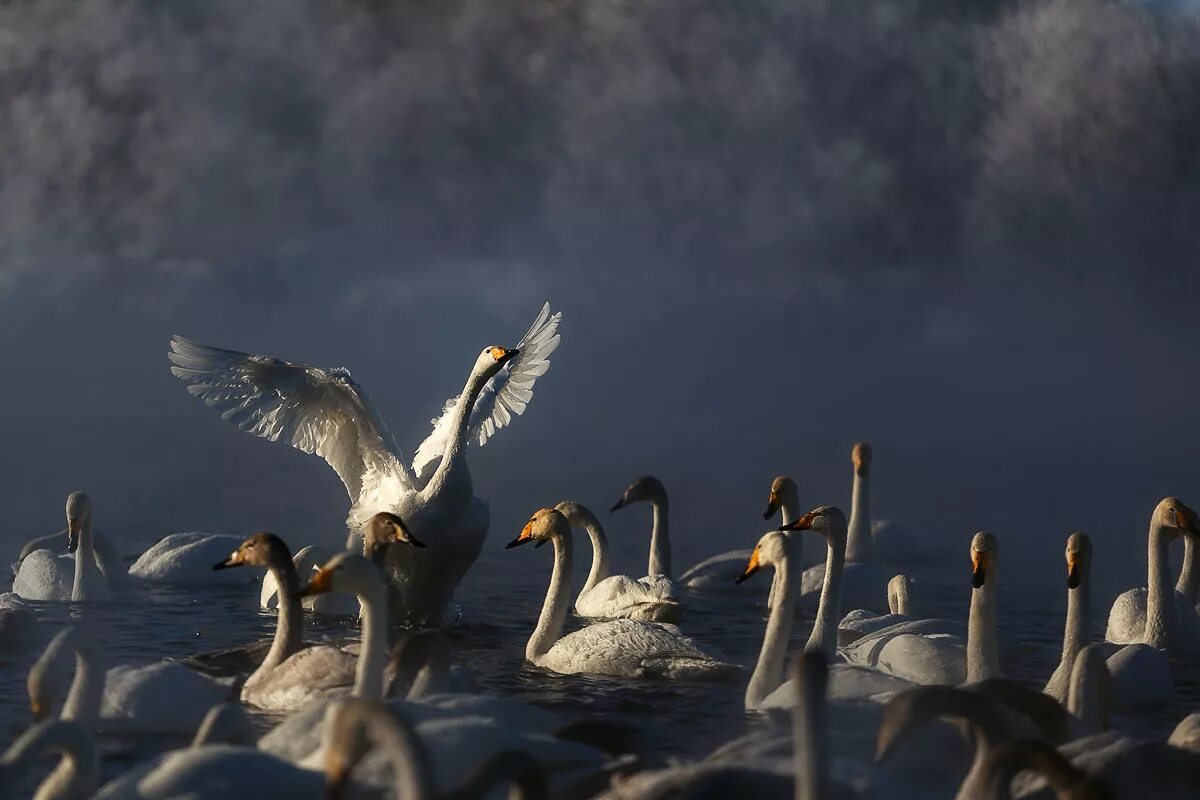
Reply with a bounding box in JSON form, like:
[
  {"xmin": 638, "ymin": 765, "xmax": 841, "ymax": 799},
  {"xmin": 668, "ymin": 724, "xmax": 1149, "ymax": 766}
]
[
  {"xmin": 168, "ymin": 337, "xmax": 414, "ymax": 499},
  {"xmin": 411, "ymin": 302, "xmax": 562, "ymax": 483}
]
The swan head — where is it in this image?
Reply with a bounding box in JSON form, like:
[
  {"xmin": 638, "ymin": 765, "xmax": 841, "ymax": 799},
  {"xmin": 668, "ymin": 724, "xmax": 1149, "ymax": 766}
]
[
  {"xmin": 778, "ymin": 505, "xmax": 847, "ymax": 540},
  {"xmin": 851, "ymin": 442, "xmax": 873, "ymax": 476},
  {"xmin": 505, "ymin": 507, "xmax": 569, "ymax": 549},
  {"xmin": 27, "ymin": 627, "xmax": 97, "ymax": 722},
  {"xmin": 213, "ymin": 532, "xmax": 293, "ymax": 571},
  {"xmin": 301, "ymin": 552, "xmax": 382, "ymax": 597},
  {"xmin": 736, "ymin": 530, "xmax": 795, "ymax": 584},
  {"xmin": 474, "ymin": 345, "xmax": 520, "ymax": 378},
  {"xmin": 553, "ymin": 500, "xmax": 601, "ymax": 530},
  {"xmin": 762, "ymin": 475, "xmax": 798, "ymax": 520},
  {"xmin": 1065, "ymin": 532, "xmax": 1090, "ymax": 590},
  {"xmin": 65, "ymin": 491, "xmax": 92, "ymax": 552},
  {"xmin": 610, "ymin": 475, "xmax": 667, "ymax": 512},
  {"xmin": 970, "ymin": 531, "xmax": 998, "ymax": 589},
  {"xmin": 363, "ymin": 512, "xmax": 424, "ymax": 556},
  {"xmin": 1153, "ymin": 497, "xmax": 1200, "ymax": 539}
]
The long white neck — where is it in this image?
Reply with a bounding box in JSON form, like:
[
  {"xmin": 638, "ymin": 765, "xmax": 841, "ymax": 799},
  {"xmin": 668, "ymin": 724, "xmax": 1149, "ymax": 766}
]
[
  {"xmin": 249, "ymin": 556, "xmax": 305, "ymax": 685},
  {"xmin": 1177, "ymin": 535, "xmax": 1199, "ymax": 605},
  {"xmin": 60, "ymin": 634, "xmax": 104, "ymax": 725},
  {"xmin": 528, "ymin": 532, "xmax": 572, "ymax": 662},
  {"xmin": 71, "ymin": 519, "xmax": 105, "ymax": 602},
  {"xmin": 332, "ymin": 705, "xmax": 435, "ymax": 800},
  {"xmin": 793, "ymin": 663, "xmax": 828, "ymax": 800},
  {"xmin": 1067, "ymin": 646, "xmax": 1108, "ymax": 738},
  {"xmin": 846, "ymin": 467, "xmax": 873, "ymax": 562},
  {"xmin": 648, "ymin": 494, "xmax": 671, "ymax": 577},
  {"xmin": 966, "ymin": 567, "xmax": 1002, "ymax": 682},
  {"xmin": 780, "ymin": 497, "xmax": 804, "ymax": 573},
  {"xmin": 577, "ymin": 512, "xmax": 610, "ymax": 597},
  {"xmin": 353, "ymin": 578, "xmax": 389, "ymax": 699},
  {"xmin": 422, "ymin": 368, "xmax": 489, "ymax": 502},
  {"xmin": 1, "ymin": 721, "xmax": 98, "ymax": 800},
  {"xmin": 805, "ymin": 535, "xmax": 844, "ymax": 661},
  {"xmin": 1144, "ymin": 520, "xmax": 1177, "ymax": 649},
  {"xmin": 1045, "ymin": 568, "xmax": 1089, "ymax": 703},
  {"xmin": 888, "ymin": 575, "xmax": 913, "ymax": 616},
  {"xmin": 746, "ymin": 554, "xmax": 799, "ymax": 709}
]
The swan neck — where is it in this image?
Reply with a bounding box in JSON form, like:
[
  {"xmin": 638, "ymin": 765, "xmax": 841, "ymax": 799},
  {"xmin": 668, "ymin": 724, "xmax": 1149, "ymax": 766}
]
[
  {"xmin": 578, "ymin": 516, "xmax": 610, "ymax": 597},
  {"xmin": 967, "ymin": 566, "xmax": 1001, "ymax": 682},
  {"xmin": 423, "ymin": 368, "xmax": 488, "ymax": 500},
  {"xmin": 354, "ymin": 708, "xmax": 436, "ymax": 800},
  {"xmin": 71, "ymin": 519, "xmax": 103, "ymax": 601},
  {"xmin": 648, "ymin": 496, "xmax": 671, "ymax": 577},
  {"xmin": 2, "ymin": 721, "xmax": 97, "ymax": 800},
  {"xmin": 528, "ymin": 531, "xmax": 572, "ymax": 662},
  {"xmin": 746, "ymin": 555, "xmax": 799, "ymax": 708},
  {"xmin": 1144, "ymin": 521, "xmax": 1176, "ymax": 649},
  {"xmin": 781, "ymin": 500, "xmax": 805, "ymax": 572},
  {"xmin": 957, "ymin": 721, "xmax": 1003, "ymax": 800},
  {"xmin": 1067, "ymin": 653, "xmax": 1107, "ymax": 737},
  {"xmin": 889, "ymin": 576, "xmax": 913, "ymax": 616},
  {"xmin": 1177, "ymin": 534, "xmax": 1199, "ymax": 603},
  {"xmin": 794, "ymin": 663, "xmax": 828, "ymax": 800},
  {"xmin": 846, "ymin": 468, "xmax": 873, "ymax": 562},
  {"xmin": 353, "ymin": 579, "xmax": 389, "ymax": 699},
  {"xmin": 805, "ymin": 535, "xmax": 843, "ymax": 662},
  {"xmin": 61, "ymin": 637, "xmax": 103, "ymax": 726}
]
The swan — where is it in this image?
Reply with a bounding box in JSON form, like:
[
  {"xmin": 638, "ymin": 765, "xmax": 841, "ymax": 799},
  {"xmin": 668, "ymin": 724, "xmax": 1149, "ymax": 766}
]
[
  {"xmin": 260, "ymin": 513, "xmax": 415, "ymax": 616},
  {"xmin": 839, "ymin": 574, "xmax": 915, "ymax": 644},
  {"xmin": 608, "ymin": 475, "xmax": 674, "ymax": 578},
  {"xmin": 742, "ymin": 507, "xmax": 918, "ymax": 711},
  {"xmin": 168, "ymin": 303, "xmax": 561, "ymax": 625},
  {"xmin": 385, "ymin": 629, "xmax": 481, "ymax": 701},
  {"xmin": 978, "ymin": 739, "xmax": 1114, "ymax": 800},
  {"xmin": 129, "ymin": 532, "xmax": 249, "ymax": 584},
  {"xmin": 505, "ymin": 506, "xmax": 738, "ymax": 680},
  {"xmin": 0, "ymin": 719, "xmax": 98, "ymax": 800},
  {"xmin": 797, "ymin": 444, "xmax": 887, "ymax": 613},
  {"xmin": 677, "ymin": 475, "xmax": 802, "ymax": 592},
  {"xmin": 1104, "ymin": 497, "xmax": 1200, "ymax": 650},
  {"xmin": 0, "ymin": 592, "xmax": 36, "ymax": 653},
  {"xmin": 13, "ymin": 492, "xmax": 112, "ymax": 602},
  {"xmin": 12, "ymin": 491, "xmax": 124, "ymax": 584},
  {"xmin": 28, "ymin": 627, "xmax": 230, "ymax": 737},
  {"xmin": 838, "ymin": 531, "xmax": 1004, "ymax": 686},
  {"xmin": 215, "ymin": 533, "xmax": 417, "ymax": 711},
  {"xmin": 1177, "ymin": 534, "xmax": 1199, "ymax": 614},
  {"xmin": 191, "ymin": 702, "xmax": 257, "ymax": 747},
  {"xmin": 1045, "ymin": 533, "xmax": 1092, "ymax": 703},
  {"xmin": 556, "ymin": 499, "xmax": 682, "ymax": 624},
  {"xmin": 1066, "ymin": 645, "xmax": 1112, "ymax": 739}
]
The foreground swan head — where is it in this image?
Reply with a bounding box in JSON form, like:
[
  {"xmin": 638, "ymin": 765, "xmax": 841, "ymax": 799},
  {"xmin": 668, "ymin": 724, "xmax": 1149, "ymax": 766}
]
[
  {"xmin": 851, "ymin": 442, "xmax": 873, "ymax": 475},
  {"xmin": 762, "ymin": 476, "xmax": 798, "ymax": 520},
  {"xmin": 301, "ymin": 551, "xmax": 394, "ymax": 598},
  {"xmin": 778, "ymin": 505, "xmax": 848, "ymax": 540},
  {"xmin": 473, "ymin": 345, "xmax": 520, "ymax": 380},
  {"xmin": 212, "ymin": 533, "xmax": 294, "ymax": 572},
  {"xmin": 610, "ymin": 476, "xmax": 667, "ymax": 512},
  {"xmin": 363, "ymin": 512, "xmax": 424, "ymax": 558},
  {"xmin": 971, "ymin": 531, "xmax": 999, "ymax": 589},
  {"xmin": 506, "ymin": 507, "xmax": 567, "ymax": 549},
  {"xmin": 735, "ymin": 530, "xmax": 793, "ymax": 584},
  {"xmin": 1153, "ymin": 496, "xmax": 1200, "ymax": 540},
  {"xmin": 64, "ymin": 492, "xmax": 92, "ymax": 552},
  {"xmin": 1065, "ymin": 532, "xmax": 1090, "ymax": 590}
]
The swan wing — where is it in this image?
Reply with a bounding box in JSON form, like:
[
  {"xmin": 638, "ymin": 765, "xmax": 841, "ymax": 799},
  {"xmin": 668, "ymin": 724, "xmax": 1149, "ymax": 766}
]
[
  {"xmin": 411, "ymin": 303, "xmax": 562, "ymax": 484},
  {"xmin": 169, "ymin": 336, "xmax": 414, "ymax": 499}
]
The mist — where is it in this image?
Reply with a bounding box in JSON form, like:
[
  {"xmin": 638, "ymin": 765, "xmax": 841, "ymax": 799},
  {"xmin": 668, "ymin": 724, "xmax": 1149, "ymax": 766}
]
[{"xmin": 2, "ymin": 0, "xmax": 1199, "ymax": 607}]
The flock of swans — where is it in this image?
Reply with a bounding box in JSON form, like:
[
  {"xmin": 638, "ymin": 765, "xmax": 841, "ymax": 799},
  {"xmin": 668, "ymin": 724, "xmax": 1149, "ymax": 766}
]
[{"xmin": 2, "ymin": 301, "xmax": 1200, "ymax": 798}]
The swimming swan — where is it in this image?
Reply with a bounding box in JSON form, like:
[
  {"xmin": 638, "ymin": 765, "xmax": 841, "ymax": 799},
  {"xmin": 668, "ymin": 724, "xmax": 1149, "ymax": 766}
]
[
  {"xmin": 556, "ymin": 499, "xmax": 682, "ymax": 624},
  {"xmin": 129, "ymin": 532, "xmax": 248, "ymax": 584},
  {"xmin": 13, "ymin": 493, "xmax": 113, "ymax": 602},
  {"xmin": 0, "ymin": 719, "xmax": 98, "ymax": 800},
  {"xmin": 505, "ymin": 507, "xmax": 737, "ymax": 680},
  {"xmin": 12, "ymin": 491, "xmax": 122, "ymax": 584},
  {"xmin": 839, "ymin": 574, "xmax": 916, "ymax": 644},
  {"xmin": 169, "ymin": 303, "xmax": 561, "ymax": 625}
]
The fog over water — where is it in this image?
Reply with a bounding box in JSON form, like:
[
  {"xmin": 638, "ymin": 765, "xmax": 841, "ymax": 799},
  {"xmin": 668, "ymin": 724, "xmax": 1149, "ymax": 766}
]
[{"xmin": 2, "ymin": 0, "xmax": 1200, "ymax": 611}]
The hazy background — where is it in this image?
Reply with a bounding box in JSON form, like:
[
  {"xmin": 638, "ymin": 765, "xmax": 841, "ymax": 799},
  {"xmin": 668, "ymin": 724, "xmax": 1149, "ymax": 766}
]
[{"xmin": 2, "ymin": 0, "xmax": 1199, "ymax": 605}]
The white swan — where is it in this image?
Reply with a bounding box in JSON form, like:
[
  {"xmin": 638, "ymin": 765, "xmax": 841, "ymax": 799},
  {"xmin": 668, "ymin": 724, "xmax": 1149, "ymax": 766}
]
[
  {"xmin": 0, "ymin": 592, "xmax": 36, "ymax": 653},
  {"xmin": 1104, "ymin": 496, "xmax": 1200, "ymax": 650},
  {"xmin": 13, "ymin": 493, "xmax": 113, "ymax": 602},
  {"xmin": 0, "ymin": 719, "xmax": 99, "ymax": 800},
  {"xmin": 608, "ymin": 476, "xmax": 674, "ymax": 578},
  {"xmin": 28, "ymin": 627, "xmax": 229, "ymax": 737},
  {"xmin": 168, "ymin": 303, "xmax": 561, "ymax": 625},
  {"xmin": 741, "ymin": 507, "xmax": 917, "ymax": 711},
  {"xmin": 839, "ymin": 574, "xmax": 915, "ymax": 644},
  {"xmin": 839, "ymin": 531, "xmax": 1003, "ymax": 687},
  {"xmin": 1045, "ymin": 532, "xmax": 1092, "ymax": 703},
  {"xmin": 798, "ymin": 444, "xmax": 887, "ymax": 613},
  {"xmin": 677, "ymin": 475, "xmax": 802, "ymax": 592},
  {"xmin": 129, "ymin": 532, "xmax": 249, "ymax": 584},
  {"xmin": 504, "ymin": 507, "xmax": 737, "ymax": 680},
  {"xmin": 556, "ymin": 499, "xmax": 682, "ymax": 624},
  {"xmin": 12, "ymin": 491, "xmax": 123, "ymax": 584}
]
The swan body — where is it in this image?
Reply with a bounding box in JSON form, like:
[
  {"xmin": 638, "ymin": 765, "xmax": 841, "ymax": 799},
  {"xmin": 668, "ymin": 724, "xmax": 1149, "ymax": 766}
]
[
  {"xmin": 556, "ymin": 499, "xmax": 682, "ymax": 623},
  {"xmin": 93, "ymin": 746, "xmax": 322, "ymax": 800},
  {"xmin": 11, "ymin": 492, "xmax": 124, "ymax": 584},
  {"xmin": 169, "ymin": 303, "xmax": 561, "ymax": 625},
  {"xmin": 506, "ymin": 507, "xmax": 737, "ymax": 680},
  {"xmin": 13, "ymin": 493, "xmax": 111, "ymax": 602},
  {"xmin": 0, "ymin": 592, "xmax": 35, "ymax": 653},
  {"xmin": 0, "ymin": 719, "xmax": 99, "ymax": 800},
  {"xmin": 839, "ymin": 574, "xmax": 915, "ymax": 643},
  {"xmin": 129, "ymin": 533, "xmax": 248, "ymax": 583}
]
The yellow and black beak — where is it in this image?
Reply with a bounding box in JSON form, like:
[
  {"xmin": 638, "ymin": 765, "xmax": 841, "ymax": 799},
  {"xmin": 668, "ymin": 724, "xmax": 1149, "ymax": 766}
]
[
  {"xmin": 67, "ymin": 519, "xmax": 81, "ymax": 553},
  {"xmin": 301, "ymin": 566, "xmax": 336, "ymax": 597},
  {"xmin": 762, "ymin": 491, "xmax": 781, "ymax": 521},
  {"xmin": 324, "ymin": 761, "xmax": 351, "ymax": 800},
  {"xmin": 505, "ymin": 519, "xmax": 537, "ymax": 549},
  {"xmin": 213, "ymin": 550, "xmax": 243, "ymax": 571},
  {"xmin": 736, "ymin": 546, "xmax": 763, "ymax": 584},
  {"xmin": 1067, "ymin": 552, "xmax": 1081, "ymax": 590},
  {"xmin": 394, "ymin": 519, "xmax": 424, "ymax": 549},
  {"xmin": 489, "ymin": 346, "xmax": 520, "ymax": 366},
  {"xmin": 971, "ymin": 550, "xmax": 989, "ymax": 589},
  {"xmin": 779, "ymin": 509, "xmax": 819, "ymax": 532},
  {"xmin": 1175, "ymin": 504, "xmax": 1200, "ymax": 537}
]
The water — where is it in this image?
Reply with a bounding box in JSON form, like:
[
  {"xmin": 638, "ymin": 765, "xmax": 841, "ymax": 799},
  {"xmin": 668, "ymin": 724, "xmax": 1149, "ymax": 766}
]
[{"xmin": 2, "ymin": 533, "xmax": 1198, "ymax": 792}]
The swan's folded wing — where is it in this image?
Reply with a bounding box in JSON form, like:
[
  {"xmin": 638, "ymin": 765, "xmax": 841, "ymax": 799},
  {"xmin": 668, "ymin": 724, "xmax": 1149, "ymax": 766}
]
[
  {"xmin": 411, "ymin": 302, "xmax": 562, "ymax": 483},
  {"xmin": 168, "ymin": 336, "xmax": 414, "ymax": 498}
]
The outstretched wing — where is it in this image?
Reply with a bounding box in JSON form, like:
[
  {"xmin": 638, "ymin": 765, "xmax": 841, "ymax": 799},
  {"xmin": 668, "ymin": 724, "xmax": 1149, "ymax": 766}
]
[
  {"xmin": 411, "ymin": 302, "xmax": 562, "ymax": 485},
  {"xmin": 168, "ymin": 337, "xmax": 414, "ymax": 500}
]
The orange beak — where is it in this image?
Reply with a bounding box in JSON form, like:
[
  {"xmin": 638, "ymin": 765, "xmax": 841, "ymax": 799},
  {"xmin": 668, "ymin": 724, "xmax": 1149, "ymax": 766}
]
[
  {"xmin": 301, "ymin": 567, "xmax": 336, "ymax": 597},
  {"xmin": 505, "ymin": 518, "xmax": 537, "ymax": 549},
  {"xmin": 779, "ymin": 509, "xmax": 819, "ymax": 532},
  {"xmin": 736, "ymin": 546, "xmax": 763, "ymax": 584}
]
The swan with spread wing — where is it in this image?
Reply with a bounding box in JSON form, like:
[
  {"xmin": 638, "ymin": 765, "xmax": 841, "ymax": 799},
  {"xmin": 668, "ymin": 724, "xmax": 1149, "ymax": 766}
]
[{"xmin": 168, "ymin": 303, "xmax": 561, "ymax": 624}]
